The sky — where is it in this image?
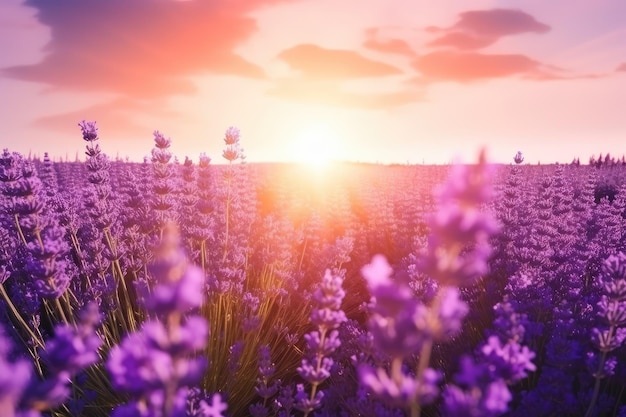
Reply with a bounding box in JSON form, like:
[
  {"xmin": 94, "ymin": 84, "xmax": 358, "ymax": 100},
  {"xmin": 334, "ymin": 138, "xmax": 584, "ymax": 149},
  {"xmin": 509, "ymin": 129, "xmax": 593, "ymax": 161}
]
[{"xmin": 1, "ymin": 0, "xmax": 625, "ymax": 165}]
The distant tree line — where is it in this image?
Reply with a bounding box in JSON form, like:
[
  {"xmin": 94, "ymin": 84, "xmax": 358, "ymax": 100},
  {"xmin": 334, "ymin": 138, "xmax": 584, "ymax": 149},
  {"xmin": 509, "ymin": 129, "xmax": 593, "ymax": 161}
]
[{"xmin": 579, "ymin": 153, "xmax": 626, "ymax": 167}]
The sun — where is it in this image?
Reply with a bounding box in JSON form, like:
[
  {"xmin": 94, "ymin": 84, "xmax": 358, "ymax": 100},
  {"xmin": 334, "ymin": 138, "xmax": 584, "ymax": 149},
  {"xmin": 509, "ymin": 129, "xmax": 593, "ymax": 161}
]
[{"xmin": 290, "ymin": 123, "xmax": 340, "ymax": 168}]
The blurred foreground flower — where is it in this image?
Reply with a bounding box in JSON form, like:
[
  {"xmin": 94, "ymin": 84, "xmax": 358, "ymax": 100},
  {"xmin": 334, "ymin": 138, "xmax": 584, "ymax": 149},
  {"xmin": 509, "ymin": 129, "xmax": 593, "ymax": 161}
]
[
  {"xmin": 107, "ymin": 223, "xmax": 225, "ymax": 417},
  {"xmin": 358, "ymin": 150, "xmax": 523, "ymax": 417},
  {"xmin": 0, "ymin": 303, "xmax": 102, "ymax": 417}
]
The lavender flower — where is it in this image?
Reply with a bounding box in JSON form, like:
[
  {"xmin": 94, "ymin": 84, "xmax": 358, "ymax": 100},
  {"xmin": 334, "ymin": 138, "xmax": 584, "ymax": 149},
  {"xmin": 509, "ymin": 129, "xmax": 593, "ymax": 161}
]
[
  {"xmin": 0, "ymin": 303, "xmax": 102, "ymax": 416},
  {"xmin": 150, "ymin": 130, "xmax": 177, "ymax": 230},
  {"xmin": 359, "ymin": 151, "xmax": 502, "ymax": 417},
  {"xmin": 42, "ymin": 303, "xmax": 102, "ymax": 375},
  {"xmin": 294, "ymin": 269, "xmax": 347, "ymax": 416},
  {"xmin": 0, "ymin": 324, "xmax": 31, "ymax": 417},
  {"xmin": 358, "ymin": 254, "xmax": 444, "ymax": 413},
  {"xmin": 419, "ymin": 150, "xmax": 499, "ymax": 287},
  {"xmin": 250, "ymin": 345, "xmax": 280, "ymax": 417},
  {"xmin": 107, "ymin": 223, "xmax": 217, "ymax": 417},
  {"xmin": 359, "ymin": 365, "xmax": 440, "ymax": 408},
  {"xmin": 585, "ymin": 252, "xmax": 626, "ymax": 417},
  {"xmin": 78, "ymin": 120, "xmax": 98, "ymax": 142},
  {"xmin": 222, "ymin": 127, "xmax": 242, "ymax": 162}
]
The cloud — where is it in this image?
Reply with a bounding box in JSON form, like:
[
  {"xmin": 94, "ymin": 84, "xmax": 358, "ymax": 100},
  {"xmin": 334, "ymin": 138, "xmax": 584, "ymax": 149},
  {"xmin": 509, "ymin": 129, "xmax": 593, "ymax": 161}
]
[
  {"xmin": 276, "ymin": 44, "xmax": 403, "ymax": 80},
  {"xmin": 2, "ymin": 0, "xmax": 292, "ymax": 97},
  {"xmin": 427, "ymin": 8, "xmax": 550, "ymax": 50},
  {"xmin": 33, "ymin": 97, "xmax": 181, "ymax": 141},
  {"xmin": 427, "ymin": 32, "xmax": 496, "ymax": 50},
  {"xmin": 413, "ymin": 51, "xmax": 543, "ymax": 82},
  {"xmin": 363, "ymin": 28, "xmax": 416, "ymax": 57},
  {"xmin": 617, "ymin": 62, "xmax": 626, "ymax": 72},
  {"xmin": 268, "ymin": 79, "xmax": 424, "ymax": 109}
]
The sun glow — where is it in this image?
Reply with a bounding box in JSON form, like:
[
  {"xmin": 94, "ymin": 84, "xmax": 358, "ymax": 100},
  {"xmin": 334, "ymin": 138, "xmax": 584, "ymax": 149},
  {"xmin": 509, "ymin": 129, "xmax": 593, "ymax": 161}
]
[{"xmin": 290, "ymin": 123, "xmax": 341, "ymax": 168}]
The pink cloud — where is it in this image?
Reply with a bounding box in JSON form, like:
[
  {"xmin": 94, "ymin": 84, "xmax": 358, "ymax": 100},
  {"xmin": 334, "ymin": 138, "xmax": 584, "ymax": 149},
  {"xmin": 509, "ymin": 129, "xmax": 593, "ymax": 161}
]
[
  {"xmin": 3, "ymin": 0, "xmax": 295, "ymax": 97},
  {"xmin": 413, "ymin": 51, "xmax": 542, "ymax": 82},
  {"xmin": 427, "ymin": 8, "xmax": 550, "ymax": 50},
  {"xmin": 363, "ymin": 28, "xmax": 416, "ymax": 57},
  {"xmin": 32, "ymin": 97, "xmax": 182, "ymax": 140},
  {"xmin": 277, "ymin": 44, "xmax": 403, "ymax": 80},
  {"xmin": 617, "ymin": 62, "xmax": 626, "ymax": 72},
  {"xmin": 427, "ymin": 32, "xmax": 496, "ymax": 50}
]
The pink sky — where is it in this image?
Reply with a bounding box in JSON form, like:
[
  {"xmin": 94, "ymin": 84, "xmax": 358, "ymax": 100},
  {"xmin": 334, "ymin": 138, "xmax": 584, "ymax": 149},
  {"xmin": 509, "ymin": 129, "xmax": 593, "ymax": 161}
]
[{"xmin": 1, "ymin": 0, "xmax": 625, "ymax": 164}]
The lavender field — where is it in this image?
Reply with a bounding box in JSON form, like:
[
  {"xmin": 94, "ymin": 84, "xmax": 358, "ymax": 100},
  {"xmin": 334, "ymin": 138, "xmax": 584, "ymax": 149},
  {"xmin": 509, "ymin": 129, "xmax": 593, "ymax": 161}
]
[{"xmin": 2, "ymin": 123, "xmax": 626, "ymax": 417}]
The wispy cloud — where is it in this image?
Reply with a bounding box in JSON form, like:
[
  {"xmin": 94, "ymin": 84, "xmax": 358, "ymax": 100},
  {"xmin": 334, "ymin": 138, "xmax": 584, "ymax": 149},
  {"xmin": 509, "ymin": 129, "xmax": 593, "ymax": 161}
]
[
  {"xmin": 276, "ymin": 43, "xmax": 403, "ymax": 80},
  {"xmin": 33, "ymin": 97, "xmax": 181, "ymax": 138},
  {"xmin": 268, "ymin": 78, "xmax": 424, "ymax": 109},
  {"xmin": 363, "ymin": 28, "xmax": 416, "ymax": 58}
]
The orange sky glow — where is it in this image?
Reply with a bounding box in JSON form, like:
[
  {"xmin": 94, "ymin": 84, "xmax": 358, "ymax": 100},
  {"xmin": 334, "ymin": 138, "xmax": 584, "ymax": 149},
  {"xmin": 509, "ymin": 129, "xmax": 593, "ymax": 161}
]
[{"xmin": 1, "ymin": 0, "xmax": 625, "ymax": 164}]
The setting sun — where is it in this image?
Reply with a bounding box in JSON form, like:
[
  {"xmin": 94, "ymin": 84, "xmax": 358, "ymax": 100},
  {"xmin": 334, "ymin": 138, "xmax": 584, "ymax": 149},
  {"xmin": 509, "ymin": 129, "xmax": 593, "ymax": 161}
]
[{"xmin": 290, "ymin": 123, "xmax": 340, "ymax": 167}]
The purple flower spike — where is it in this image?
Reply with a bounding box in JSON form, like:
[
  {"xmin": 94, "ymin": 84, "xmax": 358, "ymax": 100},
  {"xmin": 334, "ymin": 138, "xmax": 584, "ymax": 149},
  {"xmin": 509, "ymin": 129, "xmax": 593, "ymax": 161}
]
[
  {"xmin": 147, "ymin": 264, "xmax": 205, "ymax": 316},
  {"xmin": 78, "ymin": 120, "xmax": 98, "ymax": 142},
  {"xmin": 222, "ymin": 127, "xmax": 243, "ymax": 162},
  {"xmin": 107, "ymin": 332, "xmax": 173, "ymax": 395},
  {"xmin": 258, "ymin": 345, "xmax": 276, "ymax": 379},
  {"xmin": 0, "ymin": 325, "xmax": 32, "ymax": 417},
  {"xmin": 146, "ymin": 223, "xmax": 206, "ymax": 316},
  {"xmin": 294, "ymin": 383, "xmax": 324, "ymax": 414},
  {"xmin": 420, "ymin": 150, "xmax": 499, "ymax": 287},
  {"xmin": 480, "ymin": 336, "xmax": 536, "ymax": 383},
  {"xmin": 442, "ymin": 379, "xmax": 512, "ymax": 417},
  {"xmin": 199, "ymin": 393, "xmax": 228, "ymax": 417},
  {"xmin": 43, "ymin": 313, "xmax": 102, "ymax": 376},
  {"xmin": 292, "ymin": 269, "xmax": 347, "ymax": 415},
  {"xmin": 224, "ymin": 127, "xmax": 241, "ymax": 145},
  {"xmin": 362, "ymin": 255, "xmax": 435, "ymax": 356},
  {"xmin": 359, "ymin": 364, "xmax": 441, "ymax": 407}
]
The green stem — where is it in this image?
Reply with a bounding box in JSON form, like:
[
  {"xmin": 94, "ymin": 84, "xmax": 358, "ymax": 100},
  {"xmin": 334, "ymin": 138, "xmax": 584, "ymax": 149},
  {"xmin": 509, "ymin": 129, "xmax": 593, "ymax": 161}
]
[
  {"xmin": 584, "ymin": 324, "xmax": 615, "ymax": 417},
  {"xmin": 0, "ymin": 283, "xmax": 45, "ymax": 351},
  {"xmin": 13, "ymin": 214, "xmax": 28, "ymax": 246},
  {"xmin": 412, "ymin": 289, "xmax": 443, "ymax": 417},
  {"xmin": 54, "ymin": 297, "xmax": 69, "ymax": 325},
  {"xmin": 612, "ymin": 385, "xmax": 624, "ymax": 417},
  {"xmin": 0, "ymin": 284, "xmax": 44, "ymax": 347},
  {"xmin": 303, "ymin": 328, "xmax": 327, "ymax": 417}
]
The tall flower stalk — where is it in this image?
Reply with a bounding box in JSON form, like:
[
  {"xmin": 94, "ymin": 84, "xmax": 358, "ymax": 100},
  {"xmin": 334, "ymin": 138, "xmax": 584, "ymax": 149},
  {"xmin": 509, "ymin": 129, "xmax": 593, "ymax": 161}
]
[
  {"xmin": 79, "ymin": 120, "xmax": 137, "ymax": 334},
  {"xmin": 584, "ymin": 253, "xmax": 626, "ymax": 417},
  {"xmin": 220, "ymin": 126, "xmax": 245, "ymax": 264},
  {"xmin": 295, "ymin": 269, "xmax": 347, "ymax": 416},
  {"xmin": 151, "ymin": 131, "xmax": 177, "ymax": 235}
]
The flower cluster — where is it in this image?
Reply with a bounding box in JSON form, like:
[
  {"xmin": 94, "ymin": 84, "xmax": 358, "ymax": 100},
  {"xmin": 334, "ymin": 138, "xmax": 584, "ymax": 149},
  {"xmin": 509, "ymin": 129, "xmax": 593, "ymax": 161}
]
[
  {"xmin": 358, "ymin": 255, "xmax": 444, "ymax": 412},
  {"xmin": 0, "ymin": 303, "xmax": 102, "ymax": 417},
  {"xmin": 106, "ymin": 223, "xmax": 222, "ymax": 417}
]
